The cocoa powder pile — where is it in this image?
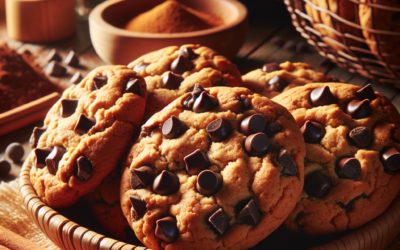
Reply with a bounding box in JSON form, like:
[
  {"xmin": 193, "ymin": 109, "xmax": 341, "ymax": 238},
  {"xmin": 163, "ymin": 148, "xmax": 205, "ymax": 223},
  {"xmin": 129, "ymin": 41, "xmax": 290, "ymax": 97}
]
[{"xmin": 124, "ymin": 0, "xmax": 223, "ymax": 33}]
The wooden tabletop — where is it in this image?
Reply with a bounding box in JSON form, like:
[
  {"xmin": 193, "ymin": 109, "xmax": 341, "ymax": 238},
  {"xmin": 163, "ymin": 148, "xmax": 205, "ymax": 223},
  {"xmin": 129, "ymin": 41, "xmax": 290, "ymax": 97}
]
[{"xmin": 1, "ymin": 0, "xmax": 400, "ymax": 249}]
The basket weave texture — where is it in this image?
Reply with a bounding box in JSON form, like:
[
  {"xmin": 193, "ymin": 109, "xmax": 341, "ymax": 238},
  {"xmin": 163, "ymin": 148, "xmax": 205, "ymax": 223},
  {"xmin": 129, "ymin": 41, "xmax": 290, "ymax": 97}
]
[{"xmin": 285, "ymin": 0, "xmax": 400, "ymax": 88}]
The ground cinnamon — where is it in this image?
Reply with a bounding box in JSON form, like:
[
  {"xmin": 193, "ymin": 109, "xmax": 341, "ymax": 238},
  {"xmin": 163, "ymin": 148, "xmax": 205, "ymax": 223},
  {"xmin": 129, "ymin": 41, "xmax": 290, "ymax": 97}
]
[{"xmin": 124, "ymin": 0, "xmax": 223, "ymax": 33}]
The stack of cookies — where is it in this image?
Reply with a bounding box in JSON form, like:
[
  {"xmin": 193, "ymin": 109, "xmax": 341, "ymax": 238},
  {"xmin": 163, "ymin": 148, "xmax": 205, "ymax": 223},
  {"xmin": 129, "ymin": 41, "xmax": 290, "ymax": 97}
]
[{"xmin": 27, "ymin": 44, "xmax": 400, "ymax": 250}]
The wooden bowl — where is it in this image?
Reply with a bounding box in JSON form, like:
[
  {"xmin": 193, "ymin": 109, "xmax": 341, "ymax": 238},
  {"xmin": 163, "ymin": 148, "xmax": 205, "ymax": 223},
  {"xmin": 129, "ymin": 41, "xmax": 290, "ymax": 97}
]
[{"xmin": 88, "ymin": 0, "xmax": 248, "ymax": 65}]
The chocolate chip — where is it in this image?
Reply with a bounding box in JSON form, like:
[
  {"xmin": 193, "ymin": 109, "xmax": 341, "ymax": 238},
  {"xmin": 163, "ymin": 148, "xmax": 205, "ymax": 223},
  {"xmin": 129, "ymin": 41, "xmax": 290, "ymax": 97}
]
[
  {"xmin": 161, "ymin": 72, "xmax": 184, "ymax": 89},
  {"xmin": 60, "ymin": 99, "xmax": 78, "ymax": 118},
  {"xmin": 70, "ymin": 72, "xmax": 83, "ymax": 84},
  {"xmin": 196, "ymin": 170, "xmax": 223, "ymax": 196},
  {"xmin": 133, "ymin": 62, "xmax": 150, "ymax": 72},
  {"xmin": 162, "ymin": 116, "xmax": 187, "ymax": 139},
  {"xmin": 347, "ymin": 99, "xmax": 371, "ymax": 119},
  {"xmin": 33, "ymin": 148, "xmax": 52, "ymax": 169},
  {"xmin": 30, "ymin": 127, "xmax": 47, "ymax": 149},
  {"xmin": 130, "ymin": 166, "xmax": 155, "ymax": 189},
  {"xmin": 300, "ymin": 120, "xmax": 325, "ymax": 144},
  {"xmin": 180, "ymin": 47, "xmax": 198, "ymax": 60},
  {"xmin": 126, "ymin": 78, "xmax": 142, "ymax": 96},
  {"xmin": 45, "ymin": 49, "xmax": 61, "ymax": 62},
  {"xmin": 310, "ymin": 86, "xmax": 335, "ymax": 107},
  {"xmin": 209, "ymin": 208, "xmax": 230, "ymax": 235},
  {"xmin": 264, "ymin": 122, "xmax": 280, "ymax": 138},
  {"xmin": 356, "ymin": 84, "xmax": 376, "ymax": 101},
  {"xmin": 304, "ymin": 171, "xmax": 332, "ymax": 199},
  {"xmin": 130, "ymin": 195, "xmax": 146, "ymax": 220},
  {"xmin": 268, "ymin": 75, "xmax": 289, "ymax": 91},
  {"xmin": 237, "ymin": 95, "xmax": 251, "ymax": 111},
  {"xmin": 241, "ymin": 114, "xmax": 266, "ymax": 136},
  {"xmin": 45, "ymin": 146, "xmax": 66, "ymax": 175},
  {"xmin": 74, "ymin": 114, "xmax": 96, "ymax": 135},
  {"xmin": 93, "ymin": 75, "xmax": 108, "ymax": 90},
  {"xmin": 155, "ymin": 217, "xmax": 179, "ymax": 243},
  {"xmin": 278, "ymin": 148, "xmax": 298, "ymax": 176},
  {"xmin": 0, "ymin": 158, "xmax": 11, "ymax": 177},
  {"xmin": 64, "ymin": 50, "xmax": 79, "ymax": 67},
  {"xmin": 184, "ymin": 149, "xmax": 210, "ymax": 175},
  {"xmin": 183, "ymin": 84, "xmax": 206, "ymax": 110},
  {"xmin": 349, "ymin": 127, "xmax": 371, "ymax": 148},
  {"xmin": 262, "ymin": 63, "xmax": 280, "ymax": 73},
  {"xmin": 382, "ymin": 147, "xmax": 400, "ymax": 173},
  {"xmin": 336, "ymin": 157, "xmax": 361, "ymax": 179},
  {"xmin": 282, "ymin": 41, "xmax": 296, "ymax": 51},
  {"xmin": 237, "ymin": 199, "xmax": 261, "ymax": 226},
  {"xmin": 76, "ymin": 155, "xmax": 92, "ymax": 180},
  {"xmin": 245, "ymin": 132, "xmax": 270, "ymax": 157},
  {"xmin": 192, "ymin": 83, "xmax": 205, "ymax": 98},
  {"xmin": 153, "ymin": 170, "xmax": 180, "ymax": 195},
  {"xmin": 206, "ymin": 118, "xmax": 232, "ymax": 142},
  {"xmin": 270, "ymin": 37, "xmax": 284, "ymax": 47},
  {"xmin": 170, "ymin": 55, "xmax": 194, "ymax": 74},
  {"xmin": 5, "ymin": 142, "xmax": 24, "ymax": 162},
  {"xmin": 46, "ymin": 61, "xmax": 66, "ymax": 76},
  {"xmin": 193, "ymin": 91, "xmax": 218, "ymax": 113}
]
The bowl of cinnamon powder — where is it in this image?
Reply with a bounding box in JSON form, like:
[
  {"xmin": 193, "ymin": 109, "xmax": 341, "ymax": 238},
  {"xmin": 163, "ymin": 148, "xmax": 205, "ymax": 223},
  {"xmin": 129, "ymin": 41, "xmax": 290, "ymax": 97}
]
[{"xmin": 89, "ymin": 0, "xmax": 248, "ymax": 65}]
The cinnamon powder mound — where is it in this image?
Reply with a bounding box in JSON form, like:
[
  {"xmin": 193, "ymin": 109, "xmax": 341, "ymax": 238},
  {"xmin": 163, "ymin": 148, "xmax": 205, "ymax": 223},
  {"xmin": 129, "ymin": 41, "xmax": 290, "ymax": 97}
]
[{"xmin": 124, "ymin": 0, "xmax": 223, "ymax": 33}]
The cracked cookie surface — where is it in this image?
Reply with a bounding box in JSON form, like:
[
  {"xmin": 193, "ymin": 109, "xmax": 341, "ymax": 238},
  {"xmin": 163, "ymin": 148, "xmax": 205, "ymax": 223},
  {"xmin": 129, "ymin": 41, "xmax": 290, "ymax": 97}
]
[
  {"xmin": 30, "ymin": 65, "xmax": 147, "ymax": 208},
  {"xmin": 273, "ymin": 83, "xmax": 400, "ymax": 235},
  {"xmin": 120, "ymin": 86, "xmax": 305, "ymax": 250},
  {"xmin": 127, "ymin": 44, "xmax": 242, "ymax": 120}
]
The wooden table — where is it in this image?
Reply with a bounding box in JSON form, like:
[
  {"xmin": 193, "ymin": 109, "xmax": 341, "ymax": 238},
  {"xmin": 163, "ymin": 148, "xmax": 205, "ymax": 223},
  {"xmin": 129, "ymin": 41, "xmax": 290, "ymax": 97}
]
[{"xmin": 0, "ymin": 0, "xmax": 399, "ymax": 249}]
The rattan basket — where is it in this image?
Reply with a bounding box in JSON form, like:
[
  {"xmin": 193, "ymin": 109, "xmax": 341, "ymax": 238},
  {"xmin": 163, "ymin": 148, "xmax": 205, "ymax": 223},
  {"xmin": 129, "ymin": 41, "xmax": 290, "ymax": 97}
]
[
  {"xmin": 284, "ymin": 0, "xmax": 400, "ymax": 88},
  {"xmin": 19, "ymin": 155, "xmax": 400, "ymax": 250}
]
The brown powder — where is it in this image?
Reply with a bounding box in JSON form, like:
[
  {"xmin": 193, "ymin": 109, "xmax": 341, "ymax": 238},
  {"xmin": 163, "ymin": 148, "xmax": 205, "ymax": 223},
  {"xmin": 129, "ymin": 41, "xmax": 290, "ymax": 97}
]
[{"xmin": 124, "ymin": 0, "xmax": 223, "ymax": 33}]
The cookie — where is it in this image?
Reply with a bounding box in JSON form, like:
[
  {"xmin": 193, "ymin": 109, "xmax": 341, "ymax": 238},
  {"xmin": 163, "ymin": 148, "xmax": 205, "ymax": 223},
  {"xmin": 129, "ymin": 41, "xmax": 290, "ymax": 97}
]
[
  {"xmin": 120, "ymin": 86, "xmax": 306, "ymax": 250},
  {"xmin": 273, "ymin": 83, "xmax": 400, "ymax": 235},
  {"xmin": 127, "ymin": 44, "xmax": 242, "ymax": 120},
  {"xmin": 30, "ymin": 65, "xmax": 147, "ymax": 208},
  {"xmin": 242, "ymin": 61, "xmax": 341, "ymax": 98}
]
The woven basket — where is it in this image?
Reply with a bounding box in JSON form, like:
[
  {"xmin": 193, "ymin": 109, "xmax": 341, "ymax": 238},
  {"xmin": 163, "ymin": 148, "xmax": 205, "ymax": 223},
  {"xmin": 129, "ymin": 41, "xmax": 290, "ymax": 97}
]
[
  {"xmin": 284, "ymin": 0, "xmax": 400, "ymax": 88},
  {"xmin": 19, "ymin": 155, "xmax": 400, "ymax": 250}
]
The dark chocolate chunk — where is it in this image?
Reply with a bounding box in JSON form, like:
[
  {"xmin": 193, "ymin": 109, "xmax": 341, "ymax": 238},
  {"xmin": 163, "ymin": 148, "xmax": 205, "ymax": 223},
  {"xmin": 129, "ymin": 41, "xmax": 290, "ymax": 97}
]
[
  {"xmin": 155, "ymin": 217, "xmax": 179, "ymax": 243},
  {"xmin": 130, "ymin": 166, "xmax": 155, "ymax": 189},
  {"xmin": 282, "ymin": 41, "xmax": 296, "ymax": 51},
  {"xmin": 209, "ymin": 208, "xmax": 230, "ymax": 235},
  {"xmin": 162, "ymin": 116, "xmax": 187, "ymax": 139},
  {"xmin": 0, "ymin": 158, "xmax": 11, "ymax": 177},
  {"xmin": 45, "ymin": 146, "xmax": 66, "ymax": 175},
  {"xmin": 193, "ymin": 91, "xmax": 218, "ymax": 113},
  {"xmin": 356, "ymin": 84, "xmax": 376, "ymax": 101},
  {"xmin": 382, "ymin": 147, "xmax": 400, "ymax": 172},
  {"xmin": 70, "ymin": 71, "xmax": 83, "ymax": 84},
  {"xmin": 161, "ymin": 72, "xmax": 184, "ymax": 90},
  {"xmin": 296, "ymin": 42, "xmax": 309, "ymax": 53},
  {"xmin": 241, "ymin": 114, "xmax": 266, "ymax": 136},
  {"xmin": 192, "ymin": 83, "xmax": 205, "ymax": 98},
  {"xmin": 130, "ymin": 195, "xmax": 147, "ymax": 220},
  {"xmin": 270, "ymin": 37, "xmax": 284, "ymax": 47},
  {"xmin": 74, "ymin": 114, "xmax": 96, "ymax": 135},
  {"xmin": 33, "ymin": 147, "xmax": 52, "ymax": 169},
  {"xmin": 347, "ymin": 99, "xmax": 371, "ymax": 119},
  {"xmin": 206, "ymin": 118, "xmax": 232, "ymax": 142},
  {"xmin": 5, "ymin": 142, "xmax": 24, "ymax": 162},
  {"xmin": 196, "ymin": 170, "xmax": 223, "ymax": 196},
  {"xmin": 64, "ymin": 50, "xmax": 79, "ymax": 67},
  {"xmin": 184, "ymin": 149, "xmax": 210, "ymax": 175},
  {"xmin": 336, "ymin": 157, "xmax": 361, "ymax": 179},
  {"xmin": 76, "ymin": 155, "xmax": 92, "ymax": 180},
  {"xmin": 262, "ymin": 63, "xmax": 280, "ymax": 73},
  {"xmin": 349, "ymin": 127, "xmax": 371, "ymax": 148},
  {"xmin": 170, "ymin": 55, "xmax": 194, "ymax": 74},
  {"xmin": 245, "ymin": 132, "xmax": 270, "ymax": 157},
  {"xmin": 93, "ymin": 75, "xmax": 108, "ymax": 90},
  {"xmin": 46, "ymin": 61, "xmax": 66, "ymax": 76},
  {"xmin": 268, "ymin": 75, "xmax": 289, "ymax": 91},
  {"xmin": 264, "ymin": 122, "xmax": 280, "ymax": 138},
  {"xmin": 183, "ymin": 83, "xmax": 206, "ymax": 110},
  {"xmin": 126, "ymin": 78, "xmax": 142, "ymax": 96},
  {"xmin": 237, "ymin": 95, "xmax": 251, "ymax": 111},
  {"xmin": 133, "ymin": 62, "xmax": 150, "ymax": 72},
  {"xmin": 278, "ymin": 148, "xmax": 298, "ymax": 176},
  {"xmin": 30, "ymin": 126, "xmax": 47, "ymax": 149},
  {"xmin": 304, "ymin": 171, "xmax": 332, "ymax": 199},
  {"xmin": 153, "ymin": 170, "xmax": 180, "ymax": 195},
  {"xmin": 179, "ymin": 47, "xmax": 198, "ymax": 60},
  {"xmin": 310, "ymin": 86, "xmax": 335, "ymax": 107},
  {"xmin": 300, "ymin": 120, "xmax": 325, "ymax": 144},
  {"xmin": 60, "ymin": 99, "xmax": 78, "ymax": 118},
  {"xmin": 45, "ymin": 48, "xmax": 61, "ymax": 62},
  {"xmin": 237, "ymin": 199, "xmax": 261, "ymax": 226}
]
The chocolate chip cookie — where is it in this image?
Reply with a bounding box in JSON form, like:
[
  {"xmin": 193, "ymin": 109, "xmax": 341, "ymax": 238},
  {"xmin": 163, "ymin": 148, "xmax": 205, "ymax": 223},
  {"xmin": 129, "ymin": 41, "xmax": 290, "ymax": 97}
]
[
  {"xmin": 29, "ymin": 65, "xmax": 148, "ymax": 208},
  {"xmin": 242, "ymin": 61, "xmax": 341, "ymax": 98},
  {"xmin": 120, "ymin": 86, "xmax": 306, "ymax": 250},
  {"xmin": 127, "ymin": 44, "xmax": 242, "ymax": 120},
  {"xmin": 273, "ymin": 83, "xmax": 400, "ymax": 235}
]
